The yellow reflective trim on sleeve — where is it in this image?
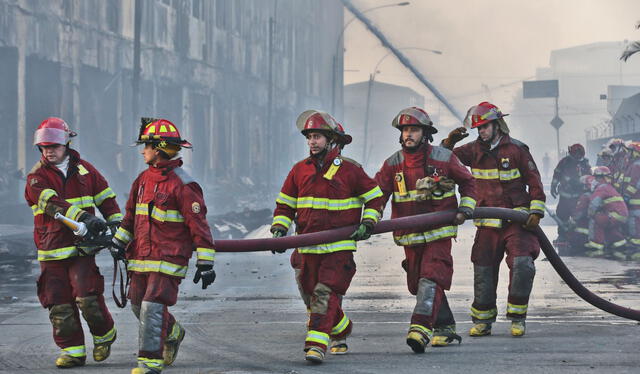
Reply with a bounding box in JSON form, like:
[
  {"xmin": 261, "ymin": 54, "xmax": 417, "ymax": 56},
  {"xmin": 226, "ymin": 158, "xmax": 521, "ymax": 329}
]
[
  {"xmin": 106, "ymin": 213, "xmax": 123, "ymax": 222},
  {"xmin": 38, "ymin": 246, "xmax": 78, "ymax": 261},
  {"xmin": 529, "ymin": 199, "xmax": 545, "ymax": 213},
  {"xmin": 604, "ymin": 196, "xmax": 624, "ymax": 204},
  {"xmin": 38, "ymin": 188, "xmax": 57, "ymax": 211},
  {"xmin": 359, "ymin": 186, "xmax": 383, "ymax": 203},
  {"xmin": 298, "ymin": 240, "xmax": 357, "ymax": 254},
  {"xmin": 31, "ymin": 204, "xmax": 44, "ymax": 216},
  {"xmin": 65, "ymin": 195, "xmax": 95, "ymax": 209},
  {"xmin": 362, "ymin": 208, "xmax": 380, "ymax": 223},
  {"xmin": 626, "ymin": 185, "xmax": 637, "ymax": 194},
  {"xmin": 150, "ymin": 207, "xmax": 184, "ymax": 223},
  {"xmin": 135, "ymin": 203, "xmax": 148, "ymax": 215},
  {"xmin": 629, "ymin": 199, "xmax": 640, "ymax": 206},
  {"xmin": 114, "ymin": 227, "xmax": 133, "ymax": 243},
  {"xmin": 609, "ymin": 211, "xmax": 627, "ymax": 222},
  {"xmin": 65, "ymin": 205, "xmax": 83, "ymax": 221},
  {"xmin": 196, "ymin": 247, "xmax": 216, "ymax": 261},
  {"xmin": 575, "ymin": 227, "xmax": 589, "ymax": 234},
  {"xmin": 459, "ymin": 196, "xmax": 477, "ymax": 210},
  {"xmin": 93, "ymin": 187, "xmax": 116, "ymax": 206},
  {"xmin": 393, "ymin": 226, "xmax": 458, "ymax": 246},
  {"xmin": 127, "ymin": 259, "xmax": 188, "ymax": 277},
  {"xmin": 272, "ymin": 215, "xmax": 292, "ymax": 229},
  {"xmin": 275, "ymin": 192, "xmax": 297, "ymax": 209}
]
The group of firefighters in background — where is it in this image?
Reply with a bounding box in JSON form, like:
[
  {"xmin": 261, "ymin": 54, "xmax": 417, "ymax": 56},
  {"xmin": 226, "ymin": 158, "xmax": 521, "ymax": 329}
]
[
  {"xmin": 27, "ymin": 100, "xmax": 551, "ymax": 372},
  {"xmin": 552, "ymin": 138, "xmax": 640, "ymax": 261}
]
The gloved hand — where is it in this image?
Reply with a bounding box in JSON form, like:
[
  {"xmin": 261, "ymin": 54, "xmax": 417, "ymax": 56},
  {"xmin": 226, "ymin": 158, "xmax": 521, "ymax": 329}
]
[
  {"xmin": 270, "ymin": 226, "xmax": 287, "ymax": 254},
  {"xmin": 523, "ymin": 213, "xmax": 542, "ymax": 230},
  {"xmin": 437, "ymin": 177, "xmax": 456, "ymax": 192},
  {"xmin": 442, "ymin": 127, "xmax": 468, "ymax": 149},
  {"xmin": 550, "ymin": 183, "xmax": 559, "ymax": 199},
  {"xmin": 452, "ymin": 212, "xmax": 466, "ymax": 225},
  {"xmin": 110, "ymin": 237, "xmax": 126, "ymax": 261},
  {"xmin": 350, "ymin": 219, "xmax": 375, "ymax": 241},
  {"xmin": 193, "ymin": 264, "xmax": 216, "ymax": 289},
  {"xmin": 79, "ymin": 212, "xmax": 107, "ymax": 236}
]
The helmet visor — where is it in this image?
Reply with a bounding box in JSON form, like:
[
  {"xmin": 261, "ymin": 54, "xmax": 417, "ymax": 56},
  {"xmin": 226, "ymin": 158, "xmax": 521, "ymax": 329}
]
[{"xmin": 34, "ymin": 127, "xmax": 68, "ymax": 146}]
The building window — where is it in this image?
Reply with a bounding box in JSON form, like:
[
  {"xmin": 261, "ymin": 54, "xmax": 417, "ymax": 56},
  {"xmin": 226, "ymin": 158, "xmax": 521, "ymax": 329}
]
[{"xmin": 106, "ymin": 0, "xmax": 119, "ymax": 33}]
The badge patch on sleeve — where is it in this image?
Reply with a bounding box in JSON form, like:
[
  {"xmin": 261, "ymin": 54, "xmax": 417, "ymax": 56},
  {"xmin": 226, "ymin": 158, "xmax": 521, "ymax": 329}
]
[
  {"xmin": 30, "ymin": 177, "xmax": 38, "ymax": 186},
  {"xmin": 191, "ymin": 202, "xmax": 201, "ymax": 213},
  {"xmin": 528, "ymin": 161, "xmax": 537, "ymax": 171}
]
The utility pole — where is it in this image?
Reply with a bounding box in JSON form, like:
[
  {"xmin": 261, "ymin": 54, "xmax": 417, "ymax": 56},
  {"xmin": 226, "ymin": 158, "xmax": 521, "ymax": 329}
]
[{"xmin": 132, "ymin": 0, "xmax": 142, "ymax": 130}]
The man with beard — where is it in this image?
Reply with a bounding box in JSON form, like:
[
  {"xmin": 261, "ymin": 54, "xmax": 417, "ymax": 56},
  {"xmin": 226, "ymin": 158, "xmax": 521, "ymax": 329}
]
[
  {"xmin": 442, "ymin": 102, "xmax": 546, "ymax": 337},
  {"xmin": 374, "ymin": 107, "xmax": 477, "ymax": 353},
  {"xmin": 271, "ymin": 110, "xmax": 383, "ymax": 363}
]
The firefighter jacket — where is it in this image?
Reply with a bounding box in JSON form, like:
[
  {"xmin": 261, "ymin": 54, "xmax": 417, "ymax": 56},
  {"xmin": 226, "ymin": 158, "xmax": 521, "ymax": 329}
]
[
  {"xmin": 24, "ymin": 149, "xmax": 122, "ymax": 262},
  {"xmin": 272, "ymin": 147, "xmax": 384, "ymax": 254},
  {"xmin": 612, "ymin": 152, "xmax": 630, "ymax": 191},
  {"xmin": 452, "ymin": 135, "xmax": 546, "ymax": 228},
  {"xmin": 374, "ymin": 143, "xmax": 477, "ymax": 246},
  {"xmin": 114, "ymin": 159, "xmax": 215, "ymax": 278},
  {"xmin": 551, "ymin": 156, "xmax": 591, "ymax": 199},
  {"xmin": 621, "ymin": 158, "xmax": 640, "ymax": 211},
  {"xmin": 588, "ymin": 181, "xmax": 628, "ymax": 223},
  {"xmin": 572, "ymin": 192, "xmax": 591, "ymax": 236}
]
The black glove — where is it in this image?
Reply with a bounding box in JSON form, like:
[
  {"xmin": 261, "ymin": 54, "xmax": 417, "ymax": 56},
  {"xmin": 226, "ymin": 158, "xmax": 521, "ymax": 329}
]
[
  {"xmin": 79, "ymin": 212, "xmax": 107, "ymax": 236},
  {"xmin": 193, "ymin": 264, "xmax": 216, "ymax": 289},
  {"xmin": 270, "ymin": 227, "xmax": 287, "ymax": 254},
  {"xmin": 110, "ymin": 237, "xmax": 126, "ymax": 261},
  {"xmin": 349, "ymin": 220, "xmax": 375, "ymax": 241}
]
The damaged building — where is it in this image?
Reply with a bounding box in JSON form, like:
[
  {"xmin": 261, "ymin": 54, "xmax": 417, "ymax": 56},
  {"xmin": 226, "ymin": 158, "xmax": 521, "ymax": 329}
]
[{"xmin": 0, "ymin": 0, "xmax": 344, "ymax": 217}]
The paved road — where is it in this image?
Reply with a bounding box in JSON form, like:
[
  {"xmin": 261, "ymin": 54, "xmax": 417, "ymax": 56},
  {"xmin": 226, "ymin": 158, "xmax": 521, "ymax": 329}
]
[{"xmin": 0, "ymin": 224, "xmax": 639, "ymax": 373}]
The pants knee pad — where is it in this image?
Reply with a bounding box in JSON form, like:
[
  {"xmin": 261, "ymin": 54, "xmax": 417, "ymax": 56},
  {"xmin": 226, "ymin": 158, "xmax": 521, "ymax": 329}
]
[
  {"xmin": 139, "ymin": 301, "xmax": 164, "ymax": 352},
  {"xmin": 473, "ymin": 265, "xmax": 496, "ymax": 306},
  {"xmin": 49, "ymin": 304, "xmax": 79, "ymax": 337},
  {"xmin": 510, "ymin": 256, "xmax": 536, "ymax": 299},
  {"xmin": 414, "ymin": 278, "xmax": 437, "ymax": 316},
  {"xmin": 75, "ymin": 296, "xmax": 105, "ymax": 326},
  {"xmin": 310, "ymin": 283, "xmax": 332, "ymax": 315}
]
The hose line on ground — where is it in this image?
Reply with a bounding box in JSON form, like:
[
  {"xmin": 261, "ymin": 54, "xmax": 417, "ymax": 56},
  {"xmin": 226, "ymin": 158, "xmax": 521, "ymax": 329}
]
[{"xmin": 215, "ymin": 207, "xmax": 640, "ymax": 321}]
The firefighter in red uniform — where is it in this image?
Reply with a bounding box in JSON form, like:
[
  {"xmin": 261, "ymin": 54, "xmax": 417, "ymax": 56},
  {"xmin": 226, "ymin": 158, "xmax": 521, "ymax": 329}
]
[
  {"xmin": 374, "ymin": 107, "xmax": 477, "ymax": 353},
  {"xmin": 442, "ymin": 102, "xmax": 546, "ymax": 337},
  {"xmin": 583, "ymin": 167, "xmax": 629, "ymax": 259},
  {"xmin": 111, "ymin": 118, "xmax": 216, "ymax": 374},
  {"xmin": 24, "ymin": 117, "xmax": 121, "ymax": 368},
  {"xmin": 550, "ymin": 144, "xmax": 591, "ymax": 241},
  {"xmin": 567, "ymin": 175, "xmax": 596, "ymax": 256},
  {"xmin": 621, "ymin": 142, "xmax": 640, "ymax": 260},
  {"xmin": 606, "ymin": 138, "xmax": 629, "ymax": 191},
  {"xmin": 271, "ymin": 110, "xmax": 383, "ymax": 364}
]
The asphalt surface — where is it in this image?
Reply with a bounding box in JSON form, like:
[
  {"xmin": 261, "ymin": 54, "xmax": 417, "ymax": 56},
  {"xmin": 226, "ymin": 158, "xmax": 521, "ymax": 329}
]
[{"xmin": 0, "ymin": 224, "xmax": 639, "ymax": 374}]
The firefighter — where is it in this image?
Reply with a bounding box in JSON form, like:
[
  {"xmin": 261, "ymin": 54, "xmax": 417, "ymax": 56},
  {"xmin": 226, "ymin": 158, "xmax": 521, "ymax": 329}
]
[
  {"xmin": 550, "ymin": 144, "xmax": 591, "ymax": 241},
  {"xmin": 584, "ymin": 166, "xmax": 628, "ymax": 259},
  {"xmin": 606, "ymin": 138, "xmax": 629, "ymax": 191},
  {"xmin": 441, "ymin": 102, "xmax": 546, "ymax": 337},
  {"xmin": 24, "ymin": 117, "xmax": 121, "ymax": 368},
  {"xmin": 111, "ymin": 118, "xmax": 216, "ymax": 374},
  {"xmin": 620, "ymin": 142, "xmax": 640, "ymax": 260},
  {"xmin": 374, "ymin": 107, "xmax": 476, "ymax": 353},
  {"xmin": 271, "ymin": 110, "xmax": 383, "ymax": 363},
  {"xmin": 568, "ymin": 175, "xmax": 596, "ymax": 256},
  {"xmin": 596, "ymin": 148, "xmax": 613, "ymax": 167}
]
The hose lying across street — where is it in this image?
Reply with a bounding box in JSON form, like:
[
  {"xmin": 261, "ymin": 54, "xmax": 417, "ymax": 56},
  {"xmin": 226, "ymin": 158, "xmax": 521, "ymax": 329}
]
[{"xmin": 215, "ymin": 207, "xmax": 640, "ymax": 321}]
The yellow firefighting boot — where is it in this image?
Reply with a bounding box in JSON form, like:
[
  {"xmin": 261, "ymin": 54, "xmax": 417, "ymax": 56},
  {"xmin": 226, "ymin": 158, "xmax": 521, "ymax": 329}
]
[
  {"xmin": 431, "ymin": 325, "xmax": 462, "ymax": 347},
  {"xmin": 469, "ymin": 323, "xmax": 492, "ymax": 337},
  {"xmin": 330, "ymin": 339, "xmax": 348, "ymax": 355},
  {"xmin": 612, "ymin": 250, "xmax": 627, "ymax": 261},
  {"xmin": 630, "ymin": 251, "xmax": 640, "ymax": 261},
  {"xmin": 93, "ymin": 331, "xmax": 117, "ymax": 362},
  {"xmin": 585, "ymin": 248, "xmax": 605, "ymax": 258},
  {"xmin": 304, "ymin": 346, "xmax": 325, "ymax": 364},
  {"xmin": 131, "ymin": 368, "xmax": 161, "ymax": 374},
  {"xmin": 511, "ymin": 320, "xmax": 526, "ymax": 337},
  {"xmin": 406, "ymin": 325, "xmax": 431, "ymax": 353},
  {"xmin": 163, "ymin": 321, "xmax": 185, "ymax": 366},
  {"xmin": 55, "ymin": 354, "xmax": 86, "ymax": 368}
]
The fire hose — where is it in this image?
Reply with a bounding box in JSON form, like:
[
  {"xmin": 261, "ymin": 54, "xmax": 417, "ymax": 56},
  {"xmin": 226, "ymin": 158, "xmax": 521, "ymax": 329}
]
[{"xmin": 216, "ymin": 207, "xmax": 640, "ymax": 321}]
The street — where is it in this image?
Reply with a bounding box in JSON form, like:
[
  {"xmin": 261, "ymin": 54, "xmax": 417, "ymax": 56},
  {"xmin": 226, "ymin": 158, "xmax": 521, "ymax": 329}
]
[{"xmin": 0, "ymin": 224, "xmax": 638, "ymax": 374}]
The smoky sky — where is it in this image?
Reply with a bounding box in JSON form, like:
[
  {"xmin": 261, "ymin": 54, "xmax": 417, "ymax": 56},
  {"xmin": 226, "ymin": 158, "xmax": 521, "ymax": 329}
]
[{"xmin": 344, "ymin": 0, "xmax": 640, "ymax": 127}]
